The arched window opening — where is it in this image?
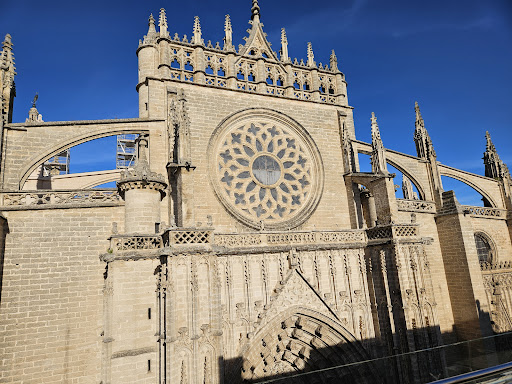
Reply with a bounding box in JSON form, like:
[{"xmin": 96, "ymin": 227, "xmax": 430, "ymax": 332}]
[
  {"xmin": 276, "ymin": 77, "xmax": 284, "ymax": 87},
  {"xmin": 250, "ymin": 50, "xmax": 256, "ymax": 56},
  {"xmin": 171, "ymin": 58, "xmax": 180, "ymax": 69},
  {"xmin": 319, "ymin": 85, "xmax": 326, "ymax": 94},
  {"xmin": 184, "ymin": 61, "xmax": 194, "ymax": 72},
  {"xmin": 266, "ymin": 75, "xmax": 273, "ymax": 85},
  {"xmin": 475, "ymin": 233, "xmax": 493, "ymax": 264},
  {"xmin": 205, "ymin": 64, "xmax": 214, "ymax": 75},
  {"xmin": 237, "ymin": 70, "xmax": 245, "ymax": 81},
  {"xmin": 293, "ymin": 81, "xmax": 300, "ymax": 90},
  {"xmin": 247, "ymin": 73, "xmax": 255, "ymax": 82},
  {"xmin": 329, "ymin": 86, "xmax": 335, "ymax": 95},
  {"xmin": 303, "ymin": 82, "xmax": 310, "ymax": 91},
  {"xmin": 217, "ymin": 67, "xmax": 226, "ymax": 77}
]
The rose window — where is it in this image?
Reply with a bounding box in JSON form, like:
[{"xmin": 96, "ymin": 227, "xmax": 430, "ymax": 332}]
[{"xmin": 209, "ymin": 110, "xmax": 324, "ymax": 229}]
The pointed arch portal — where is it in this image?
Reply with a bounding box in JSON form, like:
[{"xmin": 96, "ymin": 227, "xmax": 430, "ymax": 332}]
[{"xmin": 228, "ymin": 307, "xmax": 378, "ymax": 383}]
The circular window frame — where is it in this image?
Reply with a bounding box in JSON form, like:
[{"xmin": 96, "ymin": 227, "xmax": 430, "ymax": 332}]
[{"xmin": 208, "ymin": 108, "xmax": 325, "ymax": 230}]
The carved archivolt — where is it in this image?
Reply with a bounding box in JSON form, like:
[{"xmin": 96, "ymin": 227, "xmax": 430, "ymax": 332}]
[
  {"xmin": 208, "ymin": 108, "xmax": 324, "ymax": 230},
  {"xmin": 229, "ymin": 308, "xmax": 376, "ymax": 383}
]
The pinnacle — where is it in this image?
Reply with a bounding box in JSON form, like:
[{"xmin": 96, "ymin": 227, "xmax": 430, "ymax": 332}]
[
  {"xmin": 225, "ymin": 14, "xmax": 232, "ymax": 31},
  {"xmin": 307, "ymin": 42, "xmax": 315, "ymax": 67},
  {"xmin": 251, "ymin": 0, "xmax": 260, "ymax": 22},
  {"xmin": 281, "ymin": 28, "xmax": 287, "ymax": 43}
]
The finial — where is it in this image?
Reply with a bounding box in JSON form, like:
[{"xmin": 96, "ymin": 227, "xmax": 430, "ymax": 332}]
[
  {"xmin": 280, "ymin": 28, "xmax": 289, "ymax": 62},
  {"xmin": 224, "ymin": 15, "xmax": 233, "ymax": 50},
  {"xmin": 415, "ymin": 101, "xmax": 423, "ymax": 123},
  {"xmin": 330, "ymin": 49, "xmax": 339, "ymax": 71},
  {"xmin": 148, "ymin": 14, "xmax": 156, "ymax": 35},
  {"xmin": 32, "ymin": 93, "xmax": 38, "ymax": 108},
  {"xmin": 2, "ymin": 34, "xmax": 12, "ymax": 50},
  {"xmin": 307, "ymin": 42, "xmax": 315, "ymax": 67},
  {"xmin": 192, "ymin": 16, "xmax": 203, "ymax": 45},
  {"xmin": 485, "ymin": 131, "xmax": 495, "ymax": 152},
  {"xmin": 159, "ymin": 8, "xmax": 168, "ymax": 37},
  {"xmin": 251, "ymin": 0, "xmax": 260, "ymax": 22}
]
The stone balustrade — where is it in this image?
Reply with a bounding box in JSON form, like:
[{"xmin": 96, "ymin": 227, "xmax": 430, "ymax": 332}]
[
  {"xmin": 0, "ymin": 189, "xmax": 123, "ymax": 210},
  {"xmin": 214, "ymin": 230, "xmax": 365, "ymax": 248},
  {"xmin": 110, "ymin": 234, "xmax": 163, "ymax": 252},
  {"xmin": 462, "ymin": 205, "xmax": 507, "ymax": 219},
  {"xmin": 397, "ymin": 199, "xmax": 436, "ymax": 213},
  {"xmin": 366, "ymin": 224, "xmax": 418, "ymax": 241}
]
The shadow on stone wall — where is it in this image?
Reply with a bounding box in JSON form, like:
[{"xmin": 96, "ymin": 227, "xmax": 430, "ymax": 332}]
[
  {"xmin": 220, "ymin": 324, "xmax": 512, "ymax": 384},
  {"xmin": 0, "ymin": 215, "xmax": 9, "ymax": 302}
]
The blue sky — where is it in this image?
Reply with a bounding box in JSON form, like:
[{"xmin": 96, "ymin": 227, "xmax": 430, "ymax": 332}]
[{"xmin": 1, "ymin": 0, "xmax": 511, "ymax": 204}]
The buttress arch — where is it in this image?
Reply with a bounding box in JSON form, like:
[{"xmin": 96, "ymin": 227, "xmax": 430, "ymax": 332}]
[
  {"xmin": 230, "ymin": 306, "xmax": 378, "ymax": 383},
  {"xmin": 17, "ymin": 128, "xmax": 149, "ymax": 190}
]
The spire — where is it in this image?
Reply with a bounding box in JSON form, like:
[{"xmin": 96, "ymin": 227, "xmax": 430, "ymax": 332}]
[
  {"xmin": 224, "ymin": 15, "xmax": 233, "ymax": 51},
  {"xmin": 251, "ymin": 0, "xmax": 261, "ymax": 23},
  {"xmin": 280, "ymin": 28, "xmax": 289, "ymax": 62},
  {"xmin": 370, "ymin": 112, "xmax": 388, "ymax": 174},
  {"xmin": 483, "ymin": 131, "xmax": 509, "ymax": 179},
  {"xmin": 330, "ymin": 49, "xmax": 339, "ymax": 72},
  {"xmin": 192, "ymin": 16, "xmax": 203, "ymax": 45},
  {"xmin": 307, "ymin": 42, "xmax": 315, "ymax": 67},
  {"xmin": 413, "ymin": 101, "xmax": 436, "ymax": 159},
  {"xmin": 143, "ymin": 14, "xmax": 157, "ymax": 44},
  {"xmin": 159, "ymin": 8, "xmax": 168, "ymax": 37},
  {"xmin": 148, "ymin": 14, "xmax": 156, "ymax": 36}
]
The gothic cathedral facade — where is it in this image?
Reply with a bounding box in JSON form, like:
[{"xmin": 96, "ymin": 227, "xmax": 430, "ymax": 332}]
[{"xmin": 1, "ymin": 2, "xmax": 512, "ymax": 383}]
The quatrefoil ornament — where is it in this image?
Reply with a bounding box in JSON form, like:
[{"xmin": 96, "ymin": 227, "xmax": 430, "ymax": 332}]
[{"xmin": 209, "ymin": 109, "xmax": 324, "ymax": 230}]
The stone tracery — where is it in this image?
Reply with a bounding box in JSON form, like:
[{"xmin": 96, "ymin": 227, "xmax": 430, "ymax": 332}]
[{"xmin": 210, "ymin": 110, "xmax": 324, "ymax": 230}]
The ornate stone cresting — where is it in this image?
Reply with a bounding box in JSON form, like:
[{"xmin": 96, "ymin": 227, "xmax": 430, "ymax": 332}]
[
  {"xmin": 1, "ymin": 33, "xmax": 16, "ymax": 124},
  {"xmin": 413, "ymin": 101, "xmax": 436, "ymax": 159},
  {"xmin": 139, "ymin": 4, "xmax": 346, "ymax": 106},
  {"xmin": 370, "ymin": 112, "xmax": 388, "ymax": 174},
  {"xmin": 484, "ymin": 131, "xmax": 510, "ymax": 180},
  {"xmin": 118, "ymin": 134, "xmax": 166, "ymax": 197}
]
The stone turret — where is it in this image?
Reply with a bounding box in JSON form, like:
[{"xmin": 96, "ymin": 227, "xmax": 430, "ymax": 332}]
[
  {"xmin": 1, "ymin": 34, "xmax": 16, "ymax": 124},
  {"xmin": 117, "ymin": 134, "xmax": 167, "ymax": 234}
]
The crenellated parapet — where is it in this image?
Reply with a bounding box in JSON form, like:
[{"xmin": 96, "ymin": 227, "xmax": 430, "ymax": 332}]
[{"xmin": 137, "ymin": 5, "xmax": 347, "ymax": 106}]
